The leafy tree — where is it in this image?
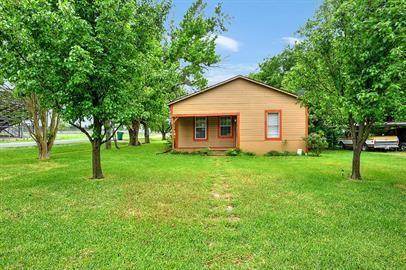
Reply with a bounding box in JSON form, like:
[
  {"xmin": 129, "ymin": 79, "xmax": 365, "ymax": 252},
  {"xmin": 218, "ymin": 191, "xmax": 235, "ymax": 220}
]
[
  {"xmin": 126, "ymin": 0, "xmax": 227, "ymax": 146},
  {"xmin": 0, "ymin": 1, "xmax": 76, "ymax": 159},
  {"xmin": 250, "ymin": 47, "xmax": 297, "ymax": 90},
  {"xmin": 150, "ymin": 112, "xmax": 171, "ymax": 140},
  {"xmin": 1, "ymin": 0, "xmax": 153, "ymax": 178},
  {"xmin": 251, "ymin": 47, "xmax": 345, "ymax": 147},
  {"xmin": 120, "ymin": 0, "xmax": 170, "ymax": 146},
  {"xmin": 58, "ymin": 0, "xmax": 150, "ymax": 179},
  {"xmin": 284, "ymin": 0, "xmax": 405, "ymax": 179},
  {"xmin": 23, "ymin": 95, "xmax": 60, "ymax": 159},
  {"xmin": 165, "ymin": 0, "xmax": 226, "ymax": 90}
]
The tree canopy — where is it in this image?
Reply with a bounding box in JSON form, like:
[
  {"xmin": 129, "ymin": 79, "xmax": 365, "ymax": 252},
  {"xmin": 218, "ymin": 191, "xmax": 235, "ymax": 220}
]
[
  {"xmin": 249, "ymin": 47, "xmax": 297, "ymax": 90},
  {"xmin": 283, "ymin": 0, "xmax": 405, "ymax": 179},
  {"xmin": 124, "ymin": 0, "xmax": 227, "ymax": 146},
  {"xmin": 0, "ymin": 0, "xmax": 78, "ymax": 159}
]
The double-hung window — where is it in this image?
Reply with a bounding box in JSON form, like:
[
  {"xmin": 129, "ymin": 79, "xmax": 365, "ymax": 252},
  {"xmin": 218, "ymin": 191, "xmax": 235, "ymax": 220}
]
[
  {"xmin": 219, "ymin": 116, "xmax": 232, "ymax": 137},
  {"xmin": 266, "ymin": 111, "xmax": 281, "ymax": 140},
  {"xmin": 194, "ymin": 117, "xmax": 207, "ymax": 140}
]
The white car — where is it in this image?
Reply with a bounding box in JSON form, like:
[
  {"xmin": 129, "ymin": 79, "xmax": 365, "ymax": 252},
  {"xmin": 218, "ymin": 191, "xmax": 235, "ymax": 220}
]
[{"xmin": 339, "ymin": 136, "xmax": 399, "ymax": 151}]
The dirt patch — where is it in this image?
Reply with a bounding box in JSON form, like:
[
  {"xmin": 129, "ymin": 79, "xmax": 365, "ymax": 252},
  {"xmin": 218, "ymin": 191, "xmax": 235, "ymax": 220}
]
[
  {"xmin": 80, "ymin": 248, "xmax": 95, "ymax": 258},
  {"xmin": 223, "ymin": 193, "xmax": 232, "ymax": 200},
  {"xmin": 232, "ymin": 254, "xmax": 254, "ymax": 266},
  {"xmin": 227, "ymin": 215, "xmax": 240, "ymax": 222},
  {"xmin": 125, "ymin": 208, "xmax": 143, "ymax": 219},
  {"xmin": 394, "ymin": 183, "xmax": 406, "ymax": 190},
  {"xmin": 157, "ymin": 203, "xmax": 173, "ymax": 218},
  {"xmin": 207, "ymin": 252, "xmax": 253, "ymax": 268},
  {"xmin": 26, "ymin": 162, "xmax": 67, "ymax": 172},
  {"xmin": 0, "ymin": 175, "xmax": 14, "ymax": 181},
  {"xmin": 211, "ymin": 192, "xmax": 232, "ymax": 200}
]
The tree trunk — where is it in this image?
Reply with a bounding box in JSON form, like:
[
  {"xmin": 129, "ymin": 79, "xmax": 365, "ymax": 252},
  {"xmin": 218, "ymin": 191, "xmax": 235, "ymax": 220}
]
[
  {"xmin": 160, "ymin": 121, "xmax": 170, "ymax": 141},
  {"xmin": 113, "ymin": 133, "xmax": 120, "ymax": 149},
  {"xmin": 105, "ymin": 137, "xmax": 112, "ymax": 149},
  {"xmin": 37, "ymin": 142, "xmax": 50, "ymax": 160},
  {"xmin": 46, "ymin": 110, "xmax": 59, "ymax": 155},
  {"xmin": 92, "ymin": 140, "xmax": 103, "ymax": 179},
  {"xmin": 142, "ymin": 121, "xmax": 150, "ymax": 144},
  {"xmin": 24, "ymin": 94, "xmax": 59, "ymax": 160},
  {"xmin": 351, "ymin": 143, "xmax": 362, "ymax": 180},
  {"xmin": 128, "ymin": 120, "xmax": 140, "ymax": 146},
  {"xmin": 105, "ymin": 121, "xmax": 112, "ymax": 150},
  {"xmin": 350, "ymin": 120, "xmax": 372, "ymax": 180},
  {"xmin": 91, "ymin": 118, "xmax": 104, "ymax": 179}
]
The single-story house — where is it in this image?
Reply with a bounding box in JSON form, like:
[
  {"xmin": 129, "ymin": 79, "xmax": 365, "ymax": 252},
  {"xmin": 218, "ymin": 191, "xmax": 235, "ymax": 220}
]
[{"xmin": 169, "ymin": 75, "xmax": 308, "ymax": 155}]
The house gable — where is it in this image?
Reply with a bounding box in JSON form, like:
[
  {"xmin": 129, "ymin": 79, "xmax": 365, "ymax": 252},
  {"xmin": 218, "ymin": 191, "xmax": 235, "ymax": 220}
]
[
  {"xmin": 169, "ymin": 75, "xmax": 297, "ymax": 107},
  {"xmin": 170, "ymin": 76, "xmax": 299, "ymax": 116}
]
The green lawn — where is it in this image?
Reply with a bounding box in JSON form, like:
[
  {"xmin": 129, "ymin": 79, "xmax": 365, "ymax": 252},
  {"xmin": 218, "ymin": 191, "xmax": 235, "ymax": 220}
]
[{"xmin": 0, "ymin": 141, "xmax": 405, "ymax": 269}]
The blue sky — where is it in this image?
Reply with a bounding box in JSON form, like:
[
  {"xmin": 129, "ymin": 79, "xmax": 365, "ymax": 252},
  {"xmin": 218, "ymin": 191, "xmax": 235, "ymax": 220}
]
[{"xmin": 172, "ymin": 0, "xmax": 323, "ymax": 85}]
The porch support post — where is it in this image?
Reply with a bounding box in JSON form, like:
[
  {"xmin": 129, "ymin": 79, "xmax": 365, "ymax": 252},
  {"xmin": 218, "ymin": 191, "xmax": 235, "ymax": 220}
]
[
  {"xmin": 171, "ymin": 117, "xmax": 178, "ymax": 149},
  {"xmin": 171, "ymin": 117, "xmax": 174, "ymax": 149},
  {"xmin": 236, "ymin": 113, "xmax": 240, "ymax": 149}
]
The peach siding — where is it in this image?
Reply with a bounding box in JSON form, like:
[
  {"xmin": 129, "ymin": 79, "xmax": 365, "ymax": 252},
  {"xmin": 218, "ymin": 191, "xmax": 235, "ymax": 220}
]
[
  {"xmin": 176, "ymin": 117, "xmax": 236, "ymax": 149},
  {"xmin": 171, "ymin": 78, "xmax": 307, "ymax": 154}
]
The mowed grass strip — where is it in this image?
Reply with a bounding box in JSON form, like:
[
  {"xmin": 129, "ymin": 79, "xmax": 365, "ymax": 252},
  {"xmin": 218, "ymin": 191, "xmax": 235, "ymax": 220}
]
[{"xmin": 0, "ymin": 141, "xmax": 405, "ymax": 269}]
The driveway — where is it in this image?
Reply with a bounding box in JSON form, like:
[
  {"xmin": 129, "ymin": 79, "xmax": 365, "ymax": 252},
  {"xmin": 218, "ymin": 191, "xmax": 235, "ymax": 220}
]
[{"xmin": 0, "ymin": 139, "xmax": 88, "ymax": 148}]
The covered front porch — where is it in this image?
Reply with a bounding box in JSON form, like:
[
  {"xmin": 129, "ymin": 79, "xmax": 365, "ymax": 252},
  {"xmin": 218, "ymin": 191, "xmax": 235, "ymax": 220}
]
[{"xmin": 171, "ymin": 113, "xmax": 240, "ymax": 150}]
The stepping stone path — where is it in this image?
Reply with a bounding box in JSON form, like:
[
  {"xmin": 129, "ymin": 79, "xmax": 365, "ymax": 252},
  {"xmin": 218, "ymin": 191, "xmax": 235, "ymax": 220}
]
[
  {"xmin": 209, "ymin": 159, "xmax": 240, "ymax": 223},
  {"xmin": 205, "ymin": 159, "xmax": 246, "ymax": 268}
]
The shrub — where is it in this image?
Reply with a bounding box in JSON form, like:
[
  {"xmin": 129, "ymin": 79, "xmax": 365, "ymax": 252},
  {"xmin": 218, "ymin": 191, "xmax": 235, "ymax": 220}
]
[
  {"xmin": 243, "ymin": 151, "xmax": 256, "ymax": 156},
  {"xmin": 305, "ymin": 132, "xmax": 328, "ymax": 156},
  {"xmin": 265, "ymin": 150, "xmax": 296, "ymax": 156},
  {"xmin": 171, "ymin": 147, "xmax": 211, "ymax": 156},
  {"xmin": 282, "ymin": 151, "xmax": 294, "ymax": 156},
  {"xmin": 226, "ymin": 148, "xmax": 242, "ymax": 156},
  {"xmin": 197, "ymin": 148, "xmax": 211, "ymax": 156},
  {"xmin": 265, "ymin": 151, "xmax": 283, "ymax": 156}
]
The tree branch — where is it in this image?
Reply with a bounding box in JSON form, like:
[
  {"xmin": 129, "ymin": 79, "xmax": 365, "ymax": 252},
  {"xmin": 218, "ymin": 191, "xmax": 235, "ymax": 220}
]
[
  {"xmin": 102, "ymin": 123, "xmax": 122, "ymax": 144},
  {"xmin": 70, "ymin": 121, "xmax": 93, "ymax": 142}
]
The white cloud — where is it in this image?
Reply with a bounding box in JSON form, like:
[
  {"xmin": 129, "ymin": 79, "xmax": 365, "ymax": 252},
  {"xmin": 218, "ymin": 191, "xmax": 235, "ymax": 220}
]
[
  {"xmin": 205, "ymin": 63, "xmax": 257, "ymax": 85},
  {"xmin": 282, "ymin": 37, "xmax": 303, "ymax": 46},
  {"xmin": 215, "ymin": 35, "xmax": 240, "ymax": 52}
]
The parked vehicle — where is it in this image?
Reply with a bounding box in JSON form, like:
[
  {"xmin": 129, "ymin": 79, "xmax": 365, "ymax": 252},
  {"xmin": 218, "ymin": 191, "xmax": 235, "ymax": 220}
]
[
  {"xmin": 383, "ymin": 122, "xmax": 406, "ymax": 151},
  {"xmin": 339, "ymin": 136, "xmax": 399, "ymax": 151}
]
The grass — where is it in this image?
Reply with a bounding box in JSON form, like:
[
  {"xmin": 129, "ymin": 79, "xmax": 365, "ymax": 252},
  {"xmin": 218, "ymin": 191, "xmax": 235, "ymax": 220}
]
[{"xmin": 0, "ymin": 141, "xmax": 405, "ymax": 269}]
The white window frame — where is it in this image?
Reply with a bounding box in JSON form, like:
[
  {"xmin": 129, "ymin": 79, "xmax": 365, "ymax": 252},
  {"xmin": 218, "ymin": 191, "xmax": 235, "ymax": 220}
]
[
  {"xmin": 219, "ymin": 116, "xmax": 233, "ymax": 138},
  {"xmin": 265, "ymin": 111, "xmax": 281, "ymax": 140},
  {"xmin": 194, "ymin": 117, "xmax": 207, "ymax": 140}
]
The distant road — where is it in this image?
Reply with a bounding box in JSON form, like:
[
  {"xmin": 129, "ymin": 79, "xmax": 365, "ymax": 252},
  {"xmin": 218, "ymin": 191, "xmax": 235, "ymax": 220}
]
[{"xmin": 0, "ymin": 139, "xmax": 88, "ymax": 148}]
